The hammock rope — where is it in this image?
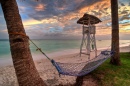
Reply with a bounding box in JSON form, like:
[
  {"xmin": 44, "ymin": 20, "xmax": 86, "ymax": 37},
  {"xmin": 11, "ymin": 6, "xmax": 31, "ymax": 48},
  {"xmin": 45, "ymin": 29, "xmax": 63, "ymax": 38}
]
[
  {"xmin": 9, "ymin": 32, "xmax": 114, "ymax": 76},
  {"xmin": 51, "ymin": 51, "xmax": 114, "ymax": 76}
]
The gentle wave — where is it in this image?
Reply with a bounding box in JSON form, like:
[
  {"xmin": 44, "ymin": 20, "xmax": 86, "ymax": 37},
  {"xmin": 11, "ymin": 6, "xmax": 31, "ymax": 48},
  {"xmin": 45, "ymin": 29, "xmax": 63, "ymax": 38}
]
[{"xmin": 0, "ymin": 40, "xmax": 130, "ymax": 66}]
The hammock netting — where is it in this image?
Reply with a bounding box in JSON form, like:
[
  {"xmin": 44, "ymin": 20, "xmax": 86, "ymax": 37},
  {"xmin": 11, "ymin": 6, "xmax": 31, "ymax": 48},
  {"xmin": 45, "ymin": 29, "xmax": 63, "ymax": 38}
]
[{"xmin": 51, "ymin": 50, "xmax": 113, "ymax": 76}]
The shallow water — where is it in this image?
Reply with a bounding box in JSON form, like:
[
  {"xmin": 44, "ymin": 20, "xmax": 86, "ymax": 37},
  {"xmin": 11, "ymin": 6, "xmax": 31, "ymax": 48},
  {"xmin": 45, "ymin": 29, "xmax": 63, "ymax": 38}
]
[{"xmin": 0, "ymin": 39, "xmax": 130, "ymax": 66}]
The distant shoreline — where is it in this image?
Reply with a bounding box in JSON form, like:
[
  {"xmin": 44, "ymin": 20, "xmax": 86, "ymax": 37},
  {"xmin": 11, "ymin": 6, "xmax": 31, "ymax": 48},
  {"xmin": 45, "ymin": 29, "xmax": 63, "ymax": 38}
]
[
  {"xmin": 0, "ymin": 45, "xmax": 129, "ymax": 67},
  {"xmin": 0, "ymin": 45, "xmax": 130, "ymax": 86}
]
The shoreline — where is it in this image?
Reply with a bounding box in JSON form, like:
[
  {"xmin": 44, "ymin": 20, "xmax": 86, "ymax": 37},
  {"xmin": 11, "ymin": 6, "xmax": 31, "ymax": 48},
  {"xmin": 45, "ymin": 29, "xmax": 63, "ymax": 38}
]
[
  {"xmin": 0, "ymin": 45, "xmax": 129, "ymax": 86},
  {"xmin": 0, "ymin": 45, "xmax": 130, "ymax": 67}
]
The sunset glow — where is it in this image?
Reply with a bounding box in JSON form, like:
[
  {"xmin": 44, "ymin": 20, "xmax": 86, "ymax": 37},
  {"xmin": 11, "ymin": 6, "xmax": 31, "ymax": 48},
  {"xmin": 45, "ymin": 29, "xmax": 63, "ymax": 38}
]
[{"xmin": 0, "ymin": 0, "xmax": 130, "ymax": 39}]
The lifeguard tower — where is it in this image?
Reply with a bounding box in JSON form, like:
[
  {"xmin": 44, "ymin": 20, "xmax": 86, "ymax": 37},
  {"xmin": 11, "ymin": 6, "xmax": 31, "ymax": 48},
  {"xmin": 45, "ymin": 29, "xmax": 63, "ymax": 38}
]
[{"xmin": 77, "ymin": 13, "xmax": 101, "ymax": 59}]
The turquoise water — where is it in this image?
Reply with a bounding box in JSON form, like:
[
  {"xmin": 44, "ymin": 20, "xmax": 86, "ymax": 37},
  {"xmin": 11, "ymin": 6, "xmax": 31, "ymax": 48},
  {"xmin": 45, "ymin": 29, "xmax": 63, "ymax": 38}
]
[
  {"xmin": 0, "ymin": 39, "xmax": 10, "ymax": 56},
  {"xmin": 0, "ymin": 39, "xmax": 130, "ymax": 58},
  {"xmin": 30, "ymin": 39, "xmax": 82, "ymax": 53}
]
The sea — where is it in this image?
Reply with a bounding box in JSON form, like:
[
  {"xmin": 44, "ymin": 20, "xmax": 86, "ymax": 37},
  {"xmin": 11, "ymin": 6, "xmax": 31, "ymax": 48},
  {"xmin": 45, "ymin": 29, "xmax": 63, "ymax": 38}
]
[{"xmin": 0, "ymin": 39, "xmax": 130, "ymax": 66}]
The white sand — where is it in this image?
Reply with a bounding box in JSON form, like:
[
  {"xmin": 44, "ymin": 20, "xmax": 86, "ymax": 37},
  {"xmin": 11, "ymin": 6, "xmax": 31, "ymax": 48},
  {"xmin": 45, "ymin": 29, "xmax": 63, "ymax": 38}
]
[{"xmin": 0, "ymin": 46, "xmax": 130, "ymax": 86}]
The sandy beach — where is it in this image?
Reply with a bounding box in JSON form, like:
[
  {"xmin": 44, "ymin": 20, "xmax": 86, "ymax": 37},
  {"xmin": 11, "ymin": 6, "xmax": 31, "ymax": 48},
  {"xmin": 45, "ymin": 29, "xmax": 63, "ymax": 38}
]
[{"xmin": 0, "ymin": 46, "xmax": 129, "ymax": 86}]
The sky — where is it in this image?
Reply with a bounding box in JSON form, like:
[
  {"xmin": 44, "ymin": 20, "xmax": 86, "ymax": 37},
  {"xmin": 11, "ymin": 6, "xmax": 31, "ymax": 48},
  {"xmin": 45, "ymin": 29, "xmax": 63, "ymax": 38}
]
[{"xmin": 0, "ymin": 0, "xmax": 130, "ymax": 40}]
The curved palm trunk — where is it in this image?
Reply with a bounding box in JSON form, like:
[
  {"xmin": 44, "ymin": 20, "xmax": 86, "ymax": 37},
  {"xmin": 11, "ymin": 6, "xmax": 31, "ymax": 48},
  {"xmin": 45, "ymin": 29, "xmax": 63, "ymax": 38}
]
[
  {"xmin": 1, "ymin": 0, "xmax": 47, "ymax": 86},
  {"xmin": 110, "ymin": 0, "xmax": 121, "ymax": 65}
]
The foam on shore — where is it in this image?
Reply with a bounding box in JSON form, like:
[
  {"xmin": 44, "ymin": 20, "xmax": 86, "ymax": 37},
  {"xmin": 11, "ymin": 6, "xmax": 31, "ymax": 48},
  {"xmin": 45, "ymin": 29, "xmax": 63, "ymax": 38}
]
[
  {"xmin": 0, "ymin": 45, "xmax": 130, "ymax": 67},
  {"xmin": 0, "ymin": 45, "xmax": 130, "ymax": 86}
]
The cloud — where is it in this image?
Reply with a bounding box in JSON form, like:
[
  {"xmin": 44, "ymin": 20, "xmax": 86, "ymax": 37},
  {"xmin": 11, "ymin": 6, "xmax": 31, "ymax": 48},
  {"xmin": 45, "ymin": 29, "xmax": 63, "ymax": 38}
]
[
  {"xmin": 76, "ymin": 0, "xmax": 102, "ymax": 11},
  {"xmin": 120, "ymin": 2, "xmax": 125, "ymax": 6},
  {"xmin": 0, "ymin": 0, "xmax": 130, "ymax": 40},
  {"xmin": 23, "ymin": 19, "xmax": 43, "ymax": 26},
  {"xmin": 35, "ymin": 3, "xmax": 46, "ymax": 11},
  {"xmin": 120, "ymin": 10, "xmax": 128, "ymax": 15},
  {"xmin": 119, "ymin": 14, "xmax": 130, "ymax": 21},
  {"xmin": 18, "ymin": 0, "xmax": 104, "ymax": 21}
]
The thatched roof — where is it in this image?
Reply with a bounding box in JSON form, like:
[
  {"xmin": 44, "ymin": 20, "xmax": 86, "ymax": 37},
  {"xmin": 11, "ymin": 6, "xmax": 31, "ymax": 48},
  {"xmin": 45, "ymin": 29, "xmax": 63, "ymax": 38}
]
[{"xmin": 77, "ymin": 13, "xmax": 102, "ymax": 25}]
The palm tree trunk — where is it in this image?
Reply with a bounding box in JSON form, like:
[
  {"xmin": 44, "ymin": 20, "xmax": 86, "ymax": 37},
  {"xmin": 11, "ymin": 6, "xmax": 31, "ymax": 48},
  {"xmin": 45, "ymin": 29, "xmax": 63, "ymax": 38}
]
[
  {"xmin": 74, "ymin": 76, "xmax": 84, "ymax": 86},
  {"xmin": 110, "ymin": 0, "xmax": 121, "ymax": 65},
  {"xmin": 0, "ymin": 0, "xmax": 47, "ymax": 86}
]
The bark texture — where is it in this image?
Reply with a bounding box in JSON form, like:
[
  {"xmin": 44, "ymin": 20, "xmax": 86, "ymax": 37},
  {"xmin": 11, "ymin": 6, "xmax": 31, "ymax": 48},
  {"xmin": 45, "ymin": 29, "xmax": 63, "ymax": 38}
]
[
  {"xmin": 110, "ymin": 0, "xmax": 121, "ymax": 65},
  {"xmin": 1, "ymin": 0, "xmax": 47, "ymax": 86}
]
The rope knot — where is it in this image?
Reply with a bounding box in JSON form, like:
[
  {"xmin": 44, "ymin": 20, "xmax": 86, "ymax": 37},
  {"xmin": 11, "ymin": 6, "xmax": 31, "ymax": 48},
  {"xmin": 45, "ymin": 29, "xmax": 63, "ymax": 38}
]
[{"xmin": 9, "ymin": 32, "xmax": 29, "ymax": 39}]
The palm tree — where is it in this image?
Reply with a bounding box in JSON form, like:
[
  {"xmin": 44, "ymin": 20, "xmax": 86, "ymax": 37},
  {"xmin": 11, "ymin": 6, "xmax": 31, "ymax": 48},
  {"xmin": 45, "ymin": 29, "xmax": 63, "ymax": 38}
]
[
  {"xmin": 110, "ymin": 0, "xmax": 121, "ymax": 65},
  {"xmin": 75, "ymin": 0, "xmax": 121, "ymax": 85},
  {"xmin": 0, "ymin": 0, "xmax": 47, "ymax": 85}
]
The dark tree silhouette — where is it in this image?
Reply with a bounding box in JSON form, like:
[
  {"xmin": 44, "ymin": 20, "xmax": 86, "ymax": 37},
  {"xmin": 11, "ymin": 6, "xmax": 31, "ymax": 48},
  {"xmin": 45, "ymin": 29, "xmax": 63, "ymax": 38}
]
[
  {"xmin": 0, "ymin": 0, "xmax": 47, "ymax": 85},
  {"xmin": 110, "ymin": 0, "xmax": 121, "ymax": 65}
]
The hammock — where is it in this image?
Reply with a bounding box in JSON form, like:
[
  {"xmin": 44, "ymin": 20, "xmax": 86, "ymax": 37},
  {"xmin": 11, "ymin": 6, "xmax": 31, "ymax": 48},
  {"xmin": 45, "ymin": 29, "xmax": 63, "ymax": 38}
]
[
  {"xmin": 51, "ymin": 50, "xmax": 114, "ymax": 76},
  {"xmin": 28, "ymin": 39, "xmax": 114, "ymax": 76},
  {"xmin": 9, "ymin": 32, "xmax": 114, "ymax": 76}
]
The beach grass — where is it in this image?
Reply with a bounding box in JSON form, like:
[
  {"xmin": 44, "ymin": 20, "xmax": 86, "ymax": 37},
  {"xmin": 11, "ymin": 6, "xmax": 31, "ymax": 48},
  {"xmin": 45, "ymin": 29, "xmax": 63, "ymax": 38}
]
[{"xmin": 91, "ymin": 52, "xmax": 130, "ymax": 86}]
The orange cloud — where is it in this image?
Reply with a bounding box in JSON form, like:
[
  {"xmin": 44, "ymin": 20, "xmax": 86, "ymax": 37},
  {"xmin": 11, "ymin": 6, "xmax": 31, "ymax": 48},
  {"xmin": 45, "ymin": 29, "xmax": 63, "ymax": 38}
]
[
  {"xmin": 42, "ymin": 18, "xmax": 58, "ymax": 24},
  {"xmin": 79, "ymin": 0, "xmax": 110, "ymax": 15},
  {"xmin": 35, "ymin": 4, "xmax": 46, "ymax": 11},
  {"xmin": 119, "ymin": 25, "xmax": 130, "ymax": 33}
]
